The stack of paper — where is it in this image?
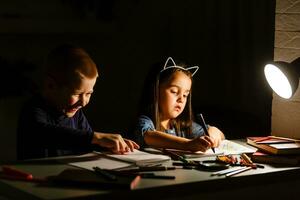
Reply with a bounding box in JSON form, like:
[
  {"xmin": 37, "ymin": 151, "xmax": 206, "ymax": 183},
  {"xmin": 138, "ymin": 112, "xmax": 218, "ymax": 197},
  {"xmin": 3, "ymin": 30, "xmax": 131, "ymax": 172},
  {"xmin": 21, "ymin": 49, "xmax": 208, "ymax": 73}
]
[
  {"xmin": 97, "ymin": 149, "xmax": 171, "ymax": 166},
  {"xmin": 247, "ymin": 136, "xmax": 300, "ymax": 155},
  {"xmin": 68, "ymin": 150, "xmax": 171, "ymax": 171}
]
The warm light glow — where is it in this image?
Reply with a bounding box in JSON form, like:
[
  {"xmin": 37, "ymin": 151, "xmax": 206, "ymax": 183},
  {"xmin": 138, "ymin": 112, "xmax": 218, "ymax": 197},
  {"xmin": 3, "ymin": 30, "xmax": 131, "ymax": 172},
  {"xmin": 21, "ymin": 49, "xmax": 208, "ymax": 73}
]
[{"xmin": 264, "ymin": 64, "xmax": 292, "ymax": 99}]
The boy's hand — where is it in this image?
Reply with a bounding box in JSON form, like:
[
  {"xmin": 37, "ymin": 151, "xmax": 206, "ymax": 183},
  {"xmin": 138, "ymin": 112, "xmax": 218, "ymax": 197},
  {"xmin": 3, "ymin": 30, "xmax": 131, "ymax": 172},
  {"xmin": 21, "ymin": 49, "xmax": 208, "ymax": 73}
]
[
  {"xmin": 208, "ymin": 126, "xmax": 225, "ymax": 147},
  {"xmin": 124, "ymin": 138, "xmax": 140, "ymax": 152},
  {"xmin": 92, "ymin": 132, "xmax": 139, "ymax": 154}
]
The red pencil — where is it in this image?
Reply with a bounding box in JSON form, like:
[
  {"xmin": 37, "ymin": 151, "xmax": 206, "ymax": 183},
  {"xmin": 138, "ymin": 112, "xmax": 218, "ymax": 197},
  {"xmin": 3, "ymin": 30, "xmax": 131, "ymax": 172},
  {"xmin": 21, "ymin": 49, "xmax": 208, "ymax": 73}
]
[
  {"xmin": 2, "ymin": 166, "xmax": 33, "ymax": 180},
  {"xmin": 130, "ymin": 175, "xmax": 141, "ymax": 190}
]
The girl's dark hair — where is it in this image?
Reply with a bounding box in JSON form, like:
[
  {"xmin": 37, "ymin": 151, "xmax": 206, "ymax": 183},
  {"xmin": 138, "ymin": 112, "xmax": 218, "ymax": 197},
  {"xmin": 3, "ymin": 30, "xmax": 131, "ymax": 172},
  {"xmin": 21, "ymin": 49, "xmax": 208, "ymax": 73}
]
[{"xmin": 139, "ymin": 59, "xmax": 195, "ymax": 137}]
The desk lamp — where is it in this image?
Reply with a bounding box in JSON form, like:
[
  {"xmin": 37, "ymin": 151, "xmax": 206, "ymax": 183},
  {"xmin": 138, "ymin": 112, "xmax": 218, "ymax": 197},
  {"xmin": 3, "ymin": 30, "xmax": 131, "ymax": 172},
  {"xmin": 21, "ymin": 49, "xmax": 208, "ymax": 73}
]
[{"xmin": 264, "ymin": 57, "xmax": 300, "ymax": 99}]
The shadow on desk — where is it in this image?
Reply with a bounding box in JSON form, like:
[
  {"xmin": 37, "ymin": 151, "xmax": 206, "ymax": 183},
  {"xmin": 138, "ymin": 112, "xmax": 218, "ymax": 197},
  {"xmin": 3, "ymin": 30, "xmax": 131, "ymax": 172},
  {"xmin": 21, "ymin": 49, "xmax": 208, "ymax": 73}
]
[{"xmin": 12, "ymin": 153, "xmax": 103, "ymax": 165}]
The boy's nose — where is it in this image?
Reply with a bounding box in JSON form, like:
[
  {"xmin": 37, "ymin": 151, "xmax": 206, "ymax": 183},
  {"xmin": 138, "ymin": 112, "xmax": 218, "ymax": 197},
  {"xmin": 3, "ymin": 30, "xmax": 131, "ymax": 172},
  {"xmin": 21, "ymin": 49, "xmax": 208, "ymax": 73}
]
[{"xmin": 79, "ymin": 95, "xmax": 89, "ymax": 107}]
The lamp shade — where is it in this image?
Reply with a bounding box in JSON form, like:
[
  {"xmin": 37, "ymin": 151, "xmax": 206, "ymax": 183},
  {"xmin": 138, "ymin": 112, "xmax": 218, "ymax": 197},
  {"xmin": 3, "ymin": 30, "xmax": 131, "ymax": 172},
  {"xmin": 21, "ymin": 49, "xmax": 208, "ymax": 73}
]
[{"xmin": 264, "ymin": 58, "xmax": 300, "ymax": 99}]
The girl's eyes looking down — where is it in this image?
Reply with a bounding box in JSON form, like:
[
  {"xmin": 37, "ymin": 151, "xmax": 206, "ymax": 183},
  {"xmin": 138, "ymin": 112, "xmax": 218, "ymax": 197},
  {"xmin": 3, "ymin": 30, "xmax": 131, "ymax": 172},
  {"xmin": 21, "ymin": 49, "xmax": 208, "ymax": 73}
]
[{"xmin": 169, "ymin": 87, "xmax": 189, "ymax": 98}]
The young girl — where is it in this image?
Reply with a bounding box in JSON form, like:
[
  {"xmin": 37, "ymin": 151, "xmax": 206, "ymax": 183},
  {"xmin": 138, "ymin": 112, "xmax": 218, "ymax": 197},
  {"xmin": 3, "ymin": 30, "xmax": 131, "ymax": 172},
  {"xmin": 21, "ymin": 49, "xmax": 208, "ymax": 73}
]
[
  {"xmin": 17, "ymin": 44, "xmax": 139, "ymax": 160},
  {"xmin": 134, "ymin": 57, "xmax": 224, "ymax": 152}
]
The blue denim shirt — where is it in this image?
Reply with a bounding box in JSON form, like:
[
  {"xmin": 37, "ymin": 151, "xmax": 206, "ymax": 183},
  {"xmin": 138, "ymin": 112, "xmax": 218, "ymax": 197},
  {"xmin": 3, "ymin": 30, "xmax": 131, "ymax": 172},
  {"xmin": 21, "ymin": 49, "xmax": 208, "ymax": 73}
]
[{"xmin": 134, "ymin": 115, "xmax": 206, "ymax": 147}]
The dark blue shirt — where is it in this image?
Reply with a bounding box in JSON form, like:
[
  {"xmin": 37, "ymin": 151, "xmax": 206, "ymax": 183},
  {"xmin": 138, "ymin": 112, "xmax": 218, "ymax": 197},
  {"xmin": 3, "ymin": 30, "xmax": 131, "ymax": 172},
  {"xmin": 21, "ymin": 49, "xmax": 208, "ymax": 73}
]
[
  {"xmin": 17, "ymin": 95, "xmax": 94, "ymax": 160},
  {"xmin": 134, "ymin": 115, "xmax": 206, "ymax": 147}
]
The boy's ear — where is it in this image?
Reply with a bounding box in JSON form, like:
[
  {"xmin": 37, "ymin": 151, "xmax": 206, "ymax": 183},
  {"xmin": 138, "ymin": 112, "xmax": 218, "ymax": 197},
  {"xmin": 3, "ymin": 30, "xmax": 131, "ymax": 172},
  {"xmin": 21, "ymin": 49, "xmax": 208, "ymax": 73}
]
[{"xmin": 44, "ymin": 75, "xmax": 58, "ymax": 90}]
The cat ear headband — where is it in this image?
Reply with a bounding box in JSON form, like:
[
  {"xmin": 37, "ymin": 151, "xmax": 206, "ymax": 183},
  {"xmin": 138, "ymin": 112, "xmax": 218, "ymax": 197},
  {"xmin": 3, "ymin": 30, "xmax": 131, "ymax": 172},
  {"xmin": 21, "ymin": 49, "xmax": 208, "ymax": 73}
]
[{"xmin": 160, "ymin": 57, "xmax": 199, "ymax": 76}]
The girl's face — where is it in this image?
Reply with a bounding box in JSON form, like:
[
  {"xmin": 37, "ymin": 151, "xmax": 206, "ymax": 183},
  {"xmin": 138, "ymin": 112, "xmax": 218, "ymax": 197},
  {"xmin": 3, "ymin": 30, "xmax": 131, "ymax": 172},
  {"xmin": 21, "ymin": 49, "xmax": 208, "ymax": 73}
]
[
  {"xmin": 159, "ymin": 71, "xmax": 192, "ymax": 120},
  {"xmin": 54, "ymin": 76, "xmax": 97, "ymax": 118}
]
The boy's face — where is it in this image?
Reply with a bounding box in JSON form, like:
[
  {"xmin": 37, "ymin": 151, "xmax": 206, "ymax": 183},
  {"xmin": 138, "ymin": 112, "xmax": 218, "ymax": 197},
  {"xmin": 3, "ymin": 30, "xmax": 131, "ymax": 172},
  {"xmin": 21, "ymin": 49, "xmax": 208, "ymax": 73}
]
[
  {"xmin": 159, "ymin": 71, "xmax": 192, "ymax": 120},
  {"xmin": 53, "ymin": 76, "xmax": 97, "ymax": 118}
]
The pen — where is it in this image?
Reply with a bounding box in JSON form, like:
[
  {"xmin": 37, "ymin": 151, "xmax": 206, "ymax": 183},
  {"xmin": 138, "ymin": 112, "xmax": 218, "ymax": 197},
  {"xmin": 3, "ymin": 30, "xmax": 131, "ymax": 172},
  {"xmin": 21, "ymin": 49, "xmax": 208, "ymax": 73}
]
[
  {"xmin": 162, "ymin": 149, "xmax": 192, "ymax": 165},
  {"xmin": 198, "ymin": 114, "xmax": 215, "ymax": 153},
  {"xmin": 120, "ymin": 166, "xmax": 176, "ymax": 173},
  {"xmin": 93, "ymin": 167, "xmax": 117, "ymax": 181},
  {"xmin": 225, "ymin": 166, "xmax": 252, "ymax": 177},
  {"xmin": 140, "ymin": 173, "xmax": 176, "ymax": 179}
]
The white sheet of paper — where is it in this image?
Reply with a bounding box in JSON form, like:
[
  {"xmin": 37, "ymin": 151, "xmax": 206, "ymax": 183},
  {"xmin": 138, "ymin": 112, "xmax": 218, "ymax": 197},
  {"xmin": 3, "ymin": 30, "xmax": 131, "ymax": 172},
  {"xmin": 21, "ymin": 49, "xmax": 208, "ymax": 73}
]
[
  {"xmin": 205, "ymin": 140, "xmax": 256, "ymax": 155},
  {"xmin": 217, "ymin": 140, "xmax": 256, "ymax": 154},
  {"xmin": 68, "ymin": 153, "xmax": 133, "ymax": 171},
  {"xmin": 169, "ymin": 140, "xmax": 256, "ymax": 158},
  {"xmin": 96, "ymin": 149, "xmax": 171, "ymax": 166}
]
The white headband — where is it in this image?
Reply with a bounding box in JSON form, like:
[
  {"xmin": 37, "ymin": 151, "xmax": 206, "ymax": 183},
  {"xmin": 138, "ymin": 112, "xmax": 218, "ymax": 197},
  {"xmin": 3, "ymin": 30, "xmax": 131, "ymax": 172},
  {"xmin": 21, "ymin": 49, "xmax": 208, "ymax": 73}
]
[{"xmin": 160, "ymin": 57, "xmax": 199, "ymax": 76}]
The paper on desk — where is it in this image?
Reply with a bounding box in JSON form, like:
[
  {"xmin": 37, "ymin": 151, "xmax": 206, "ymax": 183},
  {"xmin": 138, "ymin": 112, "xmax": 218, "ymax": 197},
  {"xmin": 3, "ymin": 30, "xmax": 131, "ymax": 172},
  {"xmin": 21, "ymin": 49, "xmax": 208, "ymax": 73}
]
[
  {"xmin": 145, "ymin": 140, "xmax": 256, "ymax": 158},
  {"xmin": 188, "ymin": 140, "xmax": 256, "ymax": 157},
  {"xmin": 215, "ymin": 140, "xmax": 255, "ymax": 154},
  {"xmin": 68, "ymin": 153, "xmax": 133, "ymax": 171},
  {"xmin": 96, "ymin": 149, "xmax": 171, "ymax": 166},
  {"xmin": 69, "ymin": 149, "xmax": 171, "ymax": 171}
]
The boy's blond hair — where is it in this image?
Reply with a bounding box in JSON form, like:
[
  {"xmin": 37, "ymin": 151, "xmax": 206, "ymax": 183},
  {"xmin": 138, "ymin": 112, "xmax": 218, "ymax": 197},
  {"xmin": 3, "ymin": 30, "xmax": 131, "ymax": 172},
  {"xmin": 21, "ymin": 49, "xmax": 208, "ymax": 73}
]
[{"xmin": 45, "ymin": 44, "xmax": 98, "ymax": 87}]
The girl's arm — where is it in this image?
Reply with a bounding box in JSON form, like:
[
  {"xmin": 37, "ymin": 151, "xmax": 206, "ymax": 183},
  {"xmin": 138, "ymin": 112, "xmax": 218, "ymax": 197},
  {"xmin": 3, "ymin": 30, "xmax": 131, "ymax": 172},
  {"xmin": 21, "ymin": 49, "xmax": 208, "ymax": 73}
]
[{"xmin": 144, "ymin": 130, "xmax": 213, "ymax": 152}]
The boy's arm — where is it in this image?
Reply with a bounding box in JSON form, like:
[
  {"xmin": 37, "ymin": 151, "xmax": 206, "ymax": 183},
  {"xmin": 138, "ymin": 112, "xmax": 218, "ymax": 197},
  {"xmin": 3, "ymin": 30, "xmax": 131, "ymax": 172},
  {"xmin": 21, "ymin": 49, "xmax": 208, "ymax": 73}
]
[{"xmin": 19, "ymin": 106, "xmax": 93, "ymax": 150}]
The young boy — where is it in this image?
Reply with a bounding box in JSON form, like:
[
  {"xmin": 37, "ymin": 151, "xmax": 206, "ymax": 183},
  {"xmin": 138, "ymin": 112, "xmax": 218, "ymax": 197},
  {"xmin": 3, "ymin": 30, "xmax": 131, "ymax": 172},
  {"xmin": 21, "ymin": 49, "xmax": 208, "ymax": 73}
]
[{"xmin": 17, "ymin": 44, "xmax": 139, "ymax": 160}]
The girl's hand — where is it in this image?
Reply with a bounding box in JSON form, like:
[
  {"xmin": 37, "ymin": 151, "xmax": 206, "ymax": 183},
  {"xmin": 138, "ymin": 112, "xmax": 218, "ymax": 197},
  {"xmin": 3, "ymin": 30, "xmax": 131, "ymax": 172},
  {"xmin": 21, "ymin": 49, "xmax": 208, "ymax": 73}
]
[
  {"xmin": 186, "ymin": 135, "xmax": 214, "ymax": 152},
  {"xmin": 208, "ymin": 126, "xmax": 225, "ymax": 147}
]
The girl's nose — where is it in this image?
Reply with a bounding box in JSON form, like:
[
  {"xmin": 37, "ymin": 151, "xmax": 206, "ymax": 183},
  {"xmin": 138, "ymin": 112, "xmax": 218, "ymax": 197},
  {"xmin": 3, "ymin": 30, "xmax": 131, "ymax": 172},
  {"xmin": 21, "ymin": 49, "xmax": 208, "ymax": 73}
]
[{"xmin": 177, "ymin": 94, "xmax": 184, "ymax": 103}]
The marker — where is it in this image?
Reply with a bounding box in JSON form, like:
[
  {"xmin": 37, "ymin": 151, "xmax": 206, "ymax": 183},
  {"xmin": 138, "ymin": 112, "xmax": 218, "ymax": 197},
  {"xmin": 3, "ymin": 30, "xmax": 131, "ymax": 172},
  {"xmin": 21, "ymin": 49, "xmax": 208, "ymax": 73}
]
[
  {"xmin": 198, "ymin": 114, "xmax": 215, "ymax": 153},
  {"xmin": 120, "ymin": 166, "xmax": 176, "ymax": 173},
  {"xmin": 93, "ymin": 167, "xmax": 117, "ymax": 181},
  {"xmin": 140, "ymin": 173, "xmax": 176, "ymax": 179}
]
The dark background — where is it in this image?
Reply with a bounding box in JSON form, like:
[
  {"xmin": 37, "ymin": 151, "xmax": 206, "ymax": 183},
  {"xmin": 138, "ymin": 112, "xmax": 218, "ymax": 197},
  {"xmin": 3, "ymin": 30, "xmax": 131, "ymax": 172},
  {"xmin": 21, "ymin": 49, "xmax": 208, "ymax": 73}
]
[{"xmin": 0, "ymin": 0, "xmax": 275, "ymax": 142}]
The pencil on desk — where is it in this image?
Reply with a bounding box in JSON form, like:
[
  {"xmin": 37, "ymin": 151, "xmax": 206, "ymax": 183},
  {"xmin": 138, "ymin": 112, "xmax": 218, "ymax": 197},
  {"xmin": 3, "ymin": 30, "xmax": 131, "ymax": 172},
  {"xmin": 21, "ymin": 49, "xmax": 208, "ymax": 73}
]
[
  {"xmin": 225, "ymin": 166, "xmax": 252, "ymax": 177},
  {"xmin": 162, "ymin": 149, "xmax": 189, "ymax": 164},
  {"xmin": 121, "ymin": 166, "xmax": 176, "ymax": 172},
  {"xmin": 211, "ymin": 166, "xmax": 245, "ymax": 176},
  {"xmin": 241, "ymin": 153, "xmax": 253, "ymax": 164}
]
